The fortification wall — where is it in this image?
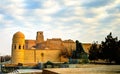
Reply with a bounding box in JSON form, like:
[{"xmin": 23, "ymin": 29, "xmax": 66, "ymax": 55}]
[
  {"xmin": 46, "ymin": 38, "xmax": 63, "ymax": 49},
  {"xmin": 82, "ymin": 43, "xmax": 91, "ymax": 53},
  {"xmin": 24, "ymin": 49, "xmax": 61, "ymax": 64},
  {"xmin": 63, "ymin": 41, "xmax": 76, "ymax": 51},
  {"xmin": 12, "ymin": 31, "xmax": 92, "ymax": 65},
  {"xmin": 35, "ymin": 49, "xmax": 61, "ymax": 62},
  {"xmin": 25, "ymin": 40, "xmax": 36, "ymax": 49},
  {"xmin": 24, "ymin": 49, "xmax": 35, "ymax": 63}
]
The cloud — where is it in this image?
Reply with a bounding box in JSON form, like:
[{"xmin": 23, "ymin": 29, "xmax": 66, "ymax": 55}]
[
  {"xmin": 3, "ymin": 0, "xmax": 25, "ymax": 14},
  {"xmin": 0, "ymin": 0, "xmax": 120, "ymax": 55},
  {"xmin": 83, "ymin": 0, "xmax": 113, "ymax": 8},
  {"xmin": 34, "ymin": 6, "xmax": 61, "ymax": 15},
  {"xmin": 0, "ymin": 14, "xmax": 3, "ymax": 20},
  {"xmin": 34, "ymin": 0, "xmax": 61, "ymax": 16},
  {"xmin": 42, "ymin": 0, "xmax": 59, "ymax": 8},
  {"xmin": 25, "ymin": 0, "xmax": 41, "ymax": 9},
  {"xmin": 63, "ymin": 0, "xmax": 81, "ymax": 6}
]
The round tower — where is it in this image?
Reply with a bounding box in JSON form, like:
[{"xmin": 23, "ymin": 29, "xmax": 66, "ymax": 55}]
[{"xmin": 12, "ymin": 31, "xmax": 25, "ymax": 64}]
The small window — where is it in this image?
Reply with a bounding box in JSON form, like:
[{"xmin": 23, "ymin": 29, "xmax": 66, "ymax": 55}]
[
  {"xmin": 23, "ymin": 45, "xmax": 24, "ymax": 49},
  {"xmin": 14, "ymin": 45, "xmax": 16, "ymax": 49},
  {"xmin": 19, "ymin": 45, "xmax": 21, "ymax": 49}
]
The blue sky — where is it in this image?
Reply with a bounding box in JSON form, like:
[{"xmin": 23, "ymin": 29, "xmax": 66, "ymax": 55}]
[{"xmin": 0, "ymin": 0, "xmax": 120, "ymax": 55}]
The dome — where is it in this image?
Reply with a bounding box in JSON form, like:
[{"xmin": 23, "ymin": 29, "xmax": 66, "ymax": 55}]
[{"xmin": 13, "ymin": 31, "xmax": 25, "ymax": 38}]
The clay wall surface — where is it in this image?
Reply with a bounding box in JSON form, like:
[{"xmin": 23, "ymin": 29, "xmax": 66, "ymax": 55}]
[
  {"xmin": 24, "ymin": 49, "xmax": 35, "ymax": 63},
  {"xmin": 25, "ymin": 40, "xmax": 36, "ymax": 49},
  {"xmin": 46, "ymin": 38, "xmax": 63, "ymax": 50},
  {"xmin": 63, "ymin": 40, "xmax": 76, "ymax": 52},
  {"xmin": 35, "ymin": 49, "xmax": 61, "ymax": 63},
  {"xmin": 82, "ymin": 43, "xmax": 91, "ymax": 53},
  {"xmin": 12, "ymin": 49, "xmax": 24, "ymax": 64},
  {"xmin": 23, "ymin": 49, "xmax": 61, "ymax": 63}
]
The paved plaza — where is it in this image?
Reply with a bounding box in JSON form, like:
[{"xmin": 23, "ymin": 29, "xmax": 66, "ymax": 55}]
[{"xmin": 43, "ymin": 64, "xmax": 120, "ymax": 74}]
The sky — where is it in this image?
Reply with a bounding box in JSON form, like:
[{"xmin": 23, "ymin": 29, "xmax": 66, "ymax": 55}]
[{"xmin": 0, "ymin": 0, "xmax": 120, "ymax": 55}]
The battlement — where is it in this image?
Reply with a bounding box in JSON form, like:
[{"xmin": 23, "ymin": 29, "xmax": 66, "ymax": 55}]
[
  {"xmin": 47, "ymin": 38, "xmax": 62, "ymax": 41},
  {"xmin": 63, "ymin": 39, "xmax": 74, "ymax": 43}
]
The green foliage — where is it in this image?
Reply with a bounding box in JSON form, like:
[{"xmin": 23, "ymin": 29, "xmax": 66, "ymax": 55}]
[
  {"xmin": 89, "ymin": 41, "xmax": 99, "ymax": 61},
  {"xmin": 71, "ymin": 40, "xmax": 85, "ymax": 59},
  {"xmin": 100, "ymin": 32, "xmax": 119, "ymax": 63},
  {"xmin": 89, "ymin": 32, "xmax": 120, "ymax": 64},
  {"xmin": 0, "ymin": 55, "xmax": 11, "ymax": 62},
  {"xmin": 70, "ymin": 40, "xmax": 89, "ymax": 64},
  {"xmin": 76, "ymin": 40, "xmax": 84, "ymax": 53}
]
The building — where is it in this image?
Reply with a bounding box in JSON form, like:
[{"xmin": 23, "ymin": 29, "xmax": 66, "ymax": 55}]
[{"xmin": 11, "ymin": 31, "xmax": 91, "ymax": 64}]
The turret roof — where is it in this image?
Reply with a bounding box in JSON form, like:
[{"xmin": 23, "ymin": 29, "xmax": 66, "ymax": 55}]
[{"xmin": 13, "ymin": 31, "xmax": 25, "ymax": 38}]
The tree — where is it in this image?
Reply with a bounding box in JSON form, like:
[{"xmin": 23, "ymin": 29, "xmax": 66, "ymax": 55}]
[
  {"xmin": 76, "ymin": 40, "xmax": 84, "ymax": 53},
  {"xmin": 100, "ymin": 32, "xmax": 119, "ymax": 63},
  {"xmin": 71, "ymin": 40, "xmax": 85, "ymax": 59},
  {"xmin": 0, "ymin": 55, "xmax": 11, "ymax": 62},
  {"xmin": 61, "ymin": 48, "xmax": 69, "ymax": 58},
  {"xmin": 70, "ymin": 40, "xmax": 88, "ymax": 64},
  {"xmin": 114, "ymin": 40, "xmax": 120, "ymax": 64},
  {"xmin": 4, "ymin": 55, "xmax": 11, "ymax": 62},
  {"xmin": 89, "ymin": 41, "xmax": 99, "ymax": 62}
]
